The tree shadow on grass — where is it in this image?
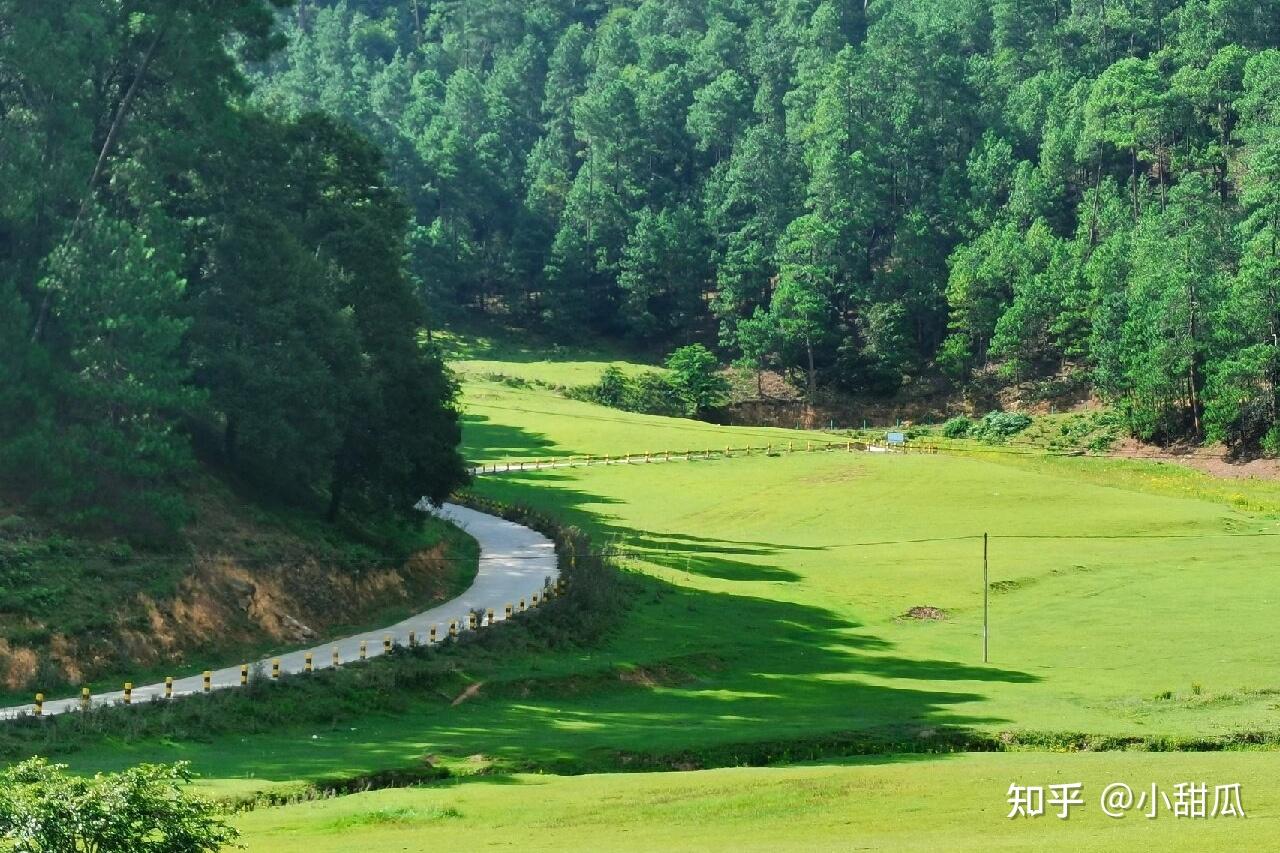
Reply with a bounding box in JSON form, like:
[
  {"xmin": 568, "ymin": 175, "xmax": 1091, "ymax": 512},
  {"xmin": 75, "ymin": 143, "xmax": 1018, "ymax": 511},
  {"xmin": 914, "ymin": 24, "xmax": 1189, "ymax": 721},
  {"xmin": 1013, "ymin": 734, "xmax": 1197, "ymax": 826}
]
[
  {"xmin": 477, "ymin": 471, "xmax": 822, "ymax": 583},
  {"xmin": 645, "ymin": 551, "xmax": 803, "ymax": 582},
  {"xmin": 103, "ymin": 544, "xmax": 1040, "ymax": 785},
  {"xmin": 461, "ymin": 414, "xmax": 570, "ymax": 462},
  {"xmin": 69, "ymin": 468, "xmax": 1042, "ymax": 784}
]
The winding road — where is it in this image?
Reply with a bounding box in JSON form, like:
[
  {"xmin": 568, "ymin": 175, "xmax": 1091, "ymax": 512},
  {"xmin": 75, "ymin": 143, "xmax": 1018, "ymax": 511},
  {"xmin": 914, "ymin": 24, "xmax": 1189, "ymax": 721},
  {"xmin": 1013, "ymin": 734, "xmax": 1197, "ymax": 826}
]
[
  {"xmin": 2, "ymin": 443, "xmax": 882, "ymax": 720},
  {"xmin": 0, "ymin": 503, "xmax": 557, "ymax": 720}
]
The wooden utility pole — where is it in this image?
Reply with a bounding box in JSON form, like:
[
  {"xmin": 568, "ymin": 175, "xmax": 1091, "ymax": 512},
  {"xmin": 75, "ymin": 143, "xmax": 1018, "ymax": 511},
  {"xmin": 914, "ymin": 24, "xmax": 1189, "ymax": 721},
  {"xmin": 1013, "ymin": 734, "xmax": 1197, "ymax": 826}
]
[{"xmin": 983, "ymin": 533, "xmax": 989, "ymax": 664}]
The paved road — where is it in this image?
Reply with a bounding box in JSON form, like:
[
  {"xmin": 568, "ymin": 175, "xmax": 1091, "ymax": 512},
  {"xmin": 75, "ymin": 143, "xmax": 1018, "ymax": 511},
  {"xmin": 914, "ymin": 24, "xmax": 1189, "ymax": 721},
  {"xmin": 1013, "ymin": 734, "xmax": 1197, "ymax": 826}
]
[{"xmin": 0, "ymin": 503, "xmax": 557, "ymax": 719}]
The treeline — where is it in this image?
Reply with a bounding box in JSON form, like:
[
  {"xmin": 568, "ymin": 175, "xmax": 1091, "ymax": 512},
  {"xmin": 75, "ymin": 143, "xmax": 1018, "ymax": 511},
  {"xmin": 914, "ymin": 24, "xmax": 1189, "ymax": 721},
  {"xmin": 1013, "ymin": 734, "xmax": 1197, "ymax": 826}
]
[
  {"xmin": 256, "ymin": 0, "xmax": 1280, "ymax": 450},
  {"xmin": 0, "ymin": 1, "xmax": 467, "ymax": 537}
]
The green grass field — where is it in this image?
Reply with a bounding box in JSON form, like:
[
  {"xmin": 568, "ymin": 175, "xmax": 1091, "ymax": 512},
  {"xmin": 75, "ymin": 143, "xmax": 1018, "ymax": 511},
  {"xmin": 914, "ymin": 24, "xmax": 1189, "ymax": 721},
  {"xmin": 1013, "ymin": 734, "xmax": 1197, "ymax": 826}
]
[
  {"xmin": 233, "ymin": 752, "xmax": 1280, "ymax": 851},
  {"xmin": 462, "ymin": 374, "xmax": 832, "ymax": 465},
  {"xmin": 30, "ymin": 356, "xmax": 1280, "ymax": 849}
]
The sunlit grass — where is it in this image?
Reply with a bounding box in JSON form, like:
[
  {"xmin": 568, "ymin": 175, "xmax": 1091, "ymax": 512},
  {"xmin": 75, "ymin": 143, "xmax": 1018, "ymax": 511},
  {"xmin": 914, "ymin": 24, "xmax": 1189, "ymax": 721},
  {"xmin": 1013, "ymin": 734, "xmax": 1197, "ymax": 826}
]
[
  {"xmin": 49, "ymin": 346, "xmax": 1280, "ymax": 851},
  {"xmin": 235, "ymin": 753, "xmax": 1280, "ymax": 852}
]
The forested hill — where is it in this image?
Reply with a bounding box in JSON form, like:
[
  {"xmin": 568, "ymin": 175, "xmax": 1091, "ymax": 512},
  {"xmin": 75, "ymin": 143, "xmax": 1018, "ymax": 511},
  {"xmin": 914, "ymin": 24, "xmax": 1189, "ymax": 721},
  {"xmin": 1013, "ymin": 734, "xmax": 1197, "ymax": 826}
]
[
  {"xmin": 0, "ymin": 2, "xmax": 467, "ymax": 537},
  {"xmin": 254, "ymin": 0, "xmax": 1280, "ymax": 450}
]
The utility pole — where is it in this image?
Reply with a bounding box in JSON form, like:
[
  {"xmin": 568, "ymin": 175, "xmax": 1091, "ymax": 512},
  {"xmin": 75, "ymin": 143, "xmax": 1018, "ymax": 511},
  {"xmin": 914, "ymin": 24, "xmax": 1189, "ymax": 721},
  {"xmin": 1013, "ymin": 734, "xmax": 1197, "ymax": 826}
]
[{"xmin": 983, "ymin": 532, "xmax": 989, "ymax": 664}]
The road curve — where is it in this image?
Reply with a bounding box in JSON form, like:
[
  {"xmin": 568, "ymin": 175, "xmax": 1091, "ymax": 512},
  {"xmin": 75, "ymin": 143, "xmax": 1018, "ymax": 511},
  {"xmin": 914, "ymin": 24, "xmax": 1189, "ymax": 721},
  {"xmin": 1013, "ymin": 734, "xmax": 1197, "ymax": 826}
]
[{"xmin": 0, "ymin": 503, "xmax": 557, "ymax": 720}]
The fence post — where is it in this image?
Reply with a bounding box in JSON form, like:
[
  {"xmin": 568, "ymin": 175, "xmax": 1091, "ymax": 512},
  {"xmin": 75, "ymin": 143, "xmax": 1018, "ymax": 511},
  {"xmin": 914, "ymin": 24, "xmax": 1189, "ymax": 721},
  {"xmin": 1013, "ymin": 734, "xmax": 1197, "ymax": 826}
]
[
  {"xmin": 486, "ymin": 609, "xmax": 495, "ymax": 626},
  {"xmin": 531, "ymin": 592, "xmax": 540, "ymax": 607},
  {"xmin": 519, "ymin": 598, "xmax": 526, "ymax": 612},
  {"xmin": 305, "ymin": 652, "xmax": 314, "ymax": 672},
  {"xmin": 203, "ymin": 671, "xmax": 212, "ymax": 693},
  {"xmin": 123, "ymin": 682, "xmax": 133, "ymax": 705},
  {"xmin": 165, "ymin": 676, "xmax": 173, "ymax": 699},
  {"xmin": 430, "ymin": 625, "xmax": 438, "ymax": 644},
  {"xmin": 468, "ymin": 612, "xmax": 477, "ymax": 630},
  {"xmin": 33, "ymin": 693, "xmax": 42, "ymax": 717},
  {"xmin": 240, "ymin": 664, "xmax": 248, "ymax": 686},
  {"xmin": 449, "ymin": 620, "xmax": 458, "ymax": 638},
  {"xmin": 384, "ymin": 635, "xmax": 392, "ymax": 653},
  {"xmin": 332, "ymin": 646, "xmax": 340, "ymax": 667},
  {"xmin": 505, "ymin": 604, "xmax": 513, "ymax": 619},
  {"xmin": 272, "ymin": 658, "xmax": 281, "ymax": 679},
  {"xmin": 81, "ymin": 686, "xmax": 91, "ymax": 711},
  {"xmin": 359, "ymin": 641, "xmax": 368, "ymax": 660}
]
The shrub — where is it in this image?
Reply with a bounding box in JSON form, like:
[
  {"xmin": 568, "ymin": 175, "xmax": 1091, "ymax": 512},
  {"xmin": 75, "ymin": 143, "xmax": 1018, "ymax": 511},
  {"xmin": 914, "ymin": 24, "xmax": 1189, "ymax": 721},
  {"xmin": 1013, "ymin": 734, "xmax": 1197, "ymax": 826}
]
[
  {"xmin": 626, "ymin": 371, "xmax": 685, "ymax": 417},
  {"xmin": 665, "ymin": 344, "xmax": 729, "ymax": 416},
  {"xmin": 941, "ymin": 416, "xmax": 973, "ymax": 438},
  {"xmin": 594, "ymin": 366, "xmax": 630, "ymax": 409},
  {"xmin": 0, "ymin": 759, "xmax": 238, "ymax": 852},
  {"xmin": 569, "ymin": 368, "xmax": 686, "ymax": 418},
  {"xmin": 1265, "ymin": 426, "xmax": 1280, "ymax": 458},
  {"xmin": 970, "ymin": 411, "xmax": 1032, "ymax": 443}
]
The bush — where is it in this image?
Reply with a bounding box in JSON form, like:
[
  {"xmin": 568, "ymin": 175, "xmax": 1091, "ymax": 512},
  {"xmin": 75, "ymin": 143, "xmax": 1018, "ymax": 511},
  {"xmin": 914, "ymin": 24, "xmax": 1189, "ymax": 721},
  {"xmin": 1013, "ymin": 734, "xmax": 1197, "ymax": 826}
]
[
  {"xmin": 941, "ymin": 416, "xmax": 973, "ymax": 438},
  {"xmin": 0, "ymin": 759, "xmax": 237, "ymax": 852},
  {"xmin": 970, "ymin": 411, "xmax": 1032, "ymax": 443},
  {"xmin": 572, "ymin": 348, "xmax": 729, "ymax": 419},
  {"xmin": 627, "ymin": 371, "xmax": 685, "ymax": 417},
  {"xmin": 594, "ymin": 366, "xmax": 631, "ymax": 409},
  {"xmin": 569, "ymin": 368, "xmax": 685, "ymax": 417},
  {"xmin": 665, "ymin": 344, "xmax": 729, "ymax": 416},
  {"xmin": 1263, "ymin": 425, "xmax": 1280, "ymax": 458}
]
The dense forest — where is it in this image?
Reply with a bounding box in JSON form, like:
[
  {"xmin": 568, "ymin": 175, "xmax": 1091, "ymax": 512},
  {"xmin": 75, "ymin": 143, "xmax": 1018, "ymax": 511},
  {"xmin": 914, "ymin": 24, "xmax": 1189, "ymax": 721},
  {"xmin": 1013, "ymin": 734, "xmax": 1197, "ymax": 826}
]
[
  {"xmin": 0, "ymin": 1, "xmax": 467, "ymax": 536},
  {"xmin": 4, "ymin": 0, "xmax": 1280, "ymax": 541},
  {"xmin": 253, "ymin": 0, "xmax": 1280, "ymax": 449}
]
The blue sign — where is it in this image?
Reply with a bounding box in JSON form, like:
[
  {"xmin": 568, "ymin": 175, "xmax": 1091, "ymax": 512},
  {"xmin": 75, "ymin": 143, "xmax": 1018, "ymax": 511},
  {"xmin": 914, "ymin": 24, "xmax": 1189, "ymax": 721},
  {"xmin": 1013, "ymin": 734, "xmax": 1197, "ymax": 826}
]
[{"xmin": 886, "ymin": 431, "xmax": 905, "ymax": 445}]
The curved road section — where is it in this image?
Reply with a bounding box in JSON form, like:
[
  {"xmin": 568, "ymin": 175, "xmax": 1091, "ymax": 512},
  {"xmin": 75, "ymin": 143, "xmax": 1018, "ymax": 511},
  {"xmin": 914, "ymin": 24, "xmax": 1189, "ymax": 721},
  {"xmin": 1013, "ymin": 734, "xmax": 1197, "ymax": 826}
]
[{"xmin": 0, "ymin": 503, "xmax": 557, "ymax": 719}]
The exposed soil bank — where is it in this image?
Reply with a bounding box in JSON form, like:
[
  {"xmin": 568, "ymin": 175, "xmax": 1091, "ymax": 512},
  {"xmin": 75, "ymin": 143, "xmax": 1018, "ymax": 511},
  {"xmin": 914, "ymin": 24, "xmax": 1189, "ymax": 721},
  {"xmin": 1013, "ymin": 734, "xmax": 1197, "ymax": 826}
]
[{"xmin": 0, "ymin": 479, "xmax": 476, "ymax": 693}]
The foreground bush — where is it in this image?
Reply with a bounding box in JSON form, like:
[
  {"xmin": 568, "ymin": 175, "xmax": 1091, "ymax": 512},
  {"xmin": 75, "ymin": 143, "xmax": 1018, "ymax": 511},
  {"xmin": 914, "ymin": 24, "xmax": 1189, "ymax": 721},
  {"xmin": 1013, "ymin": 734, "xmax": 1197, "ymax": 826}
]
[{"xmin": 0, "ymin": 759, "xmax": 237, "ymax": 852}]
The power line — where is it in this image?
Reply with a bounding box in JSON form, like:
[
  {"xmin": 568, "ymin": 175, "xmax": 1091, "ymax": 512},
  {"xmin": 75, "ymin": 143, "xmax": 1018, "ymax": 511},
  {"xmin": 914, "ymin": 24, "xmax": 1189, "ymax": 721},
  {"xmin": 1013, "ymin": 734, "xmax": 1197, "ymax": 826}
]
[{"xmin": 409, "ymin": 527, "xmax": 1280, "ymax": 561}]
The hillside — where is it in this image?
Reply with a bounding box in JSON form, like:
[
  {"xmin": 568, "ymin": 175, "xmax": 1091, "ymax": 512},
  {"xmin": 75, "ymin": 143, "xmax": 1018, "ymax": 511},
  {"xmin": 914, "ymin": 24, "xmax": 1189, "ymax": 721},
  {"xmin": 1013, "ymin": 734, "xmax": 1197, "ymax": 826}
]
[
  {"xmin": 253, "ymin": 0, "xmax": 1280, "ymax": 454},
  {"xmin": 0, "ymin": 475, "xmax": 476, "ymax": 699}
]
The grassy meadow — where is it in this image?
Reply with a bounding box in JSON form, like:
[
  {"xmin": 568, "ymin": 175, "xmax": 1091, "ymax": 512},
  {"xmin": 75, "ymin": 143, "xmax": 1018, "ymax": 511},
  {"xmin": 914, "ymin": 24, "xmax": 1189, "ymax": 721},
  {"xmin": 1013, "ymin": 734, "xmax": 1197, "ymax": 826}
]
[
  {"xmin": 30, "ymin": 353, "xmax": 1280, "ymax": 849},
  {"xmin": 233, "ymin": 752, "xmax": 1280, "ymax": 851}
]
